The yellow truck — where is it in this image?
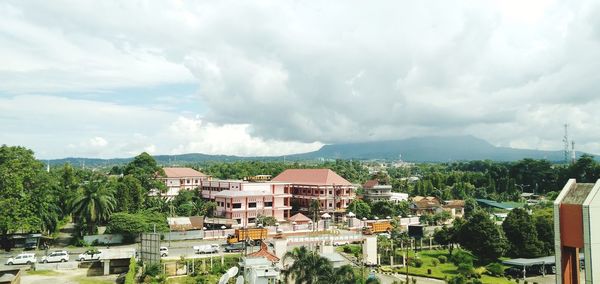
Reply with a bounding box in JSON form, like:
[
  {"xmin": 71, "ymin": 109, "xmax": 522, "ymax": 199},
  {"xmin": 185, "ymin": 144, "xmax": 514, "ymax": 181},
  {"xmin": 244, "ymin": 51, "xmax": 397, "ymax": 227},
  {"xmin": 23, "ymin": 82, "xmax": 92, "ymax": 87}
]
[
  {"xmin": 227, "ymin": 228, "xmax": 268, "ymax": 244},
  {"xmin": 362, "ymin": 221, "xmax": 392, "ymax": 235}
]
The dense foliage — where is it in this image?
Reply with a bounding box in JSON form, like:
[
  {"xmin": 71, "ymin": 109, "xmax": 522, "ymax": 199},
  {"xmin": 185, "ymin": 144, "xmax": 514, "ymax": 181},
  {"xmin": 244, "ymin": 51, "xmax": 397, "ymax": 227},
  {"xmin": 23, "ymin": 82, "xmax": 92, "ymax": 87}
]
[{"xmin": 105, "ymin": 212, "xmax": 169, "ymax": 235}]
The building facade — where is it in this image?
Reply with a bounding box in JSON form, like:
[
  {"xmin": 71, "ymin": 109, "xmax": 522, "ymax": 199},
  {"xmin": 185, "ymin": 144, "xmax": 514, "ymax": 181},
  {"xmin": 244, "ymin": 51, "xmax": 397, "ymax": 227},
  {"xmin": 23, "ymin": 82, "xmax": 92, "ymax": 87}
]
[
  {"xmin": 362, "ymin": 179, "xmax": 408, "ymax": 203},
  {"xmin": 205, "ymin": 181, "xmax": 292, "ymax": 227},
  {"xmin": 158, "ymin": 167, "xmax": 211, "ymax": 198},
  {"xmin": 554, "ymin": 179, "xmax": 600, "ymax": 284},
  {"xmin": 271, "ymin": 169, "xmax": 356, "ymax": 220}
]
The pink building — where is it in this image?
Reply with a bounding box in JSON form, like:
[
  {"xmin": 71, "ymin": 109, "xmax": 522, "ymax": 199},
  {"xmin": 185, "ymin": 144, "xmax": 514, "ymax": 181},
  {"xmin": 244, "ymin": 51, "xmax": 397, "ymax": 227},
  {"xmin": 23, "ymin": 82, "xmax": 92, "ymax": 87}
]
[
  {"xmin": 202, "ymin": 180, "xmax": 293, "ymax": 227},
  {"xmin": 158, "ymin": 167, "xmax": 211, "ymax": 198},
  {"xmin": 271, "ymin": 169, "xmax": 356, "ymax": 220}
]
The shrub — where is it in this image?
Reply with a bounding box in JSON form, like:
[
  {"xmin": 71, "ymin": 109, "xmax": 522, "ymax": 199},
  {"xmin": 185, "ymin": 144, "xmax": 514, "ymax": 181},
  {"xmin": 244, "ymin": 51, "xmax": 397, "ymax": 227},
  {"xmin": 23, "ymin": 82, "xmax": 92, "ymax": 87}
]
[
  {"xmin": 431, "ymin": 258, "xmax": 440, "ymax": 267},
  {"xmin": 410, "ymin": 258, "xmax": 423, "ymax": 268},
  {"xmin": 485, "ymin": 262, "xmax": 504, "ymax": 277},
  {"xmin": 447, "ymin": 275, "xmax": 467, "ymax": 284},
  {"xmin": 73, "ymin": 238, "xmax": 89, "ymax": 247},
  {"xmin": 451, "ymin": 250, "xmax": 474, "ymax": 266},
  {"xmin": 143, "ymin": 263, "xmax": 161, "ymax": 278},
  {"xmin": 437, "ymin": 255, "xmax": 447, "ymax": 264},
  {"xmin": 343, "ymin": 245, "xmax": 352, "ymax": 254},
  {"xmin": 456, "ymin": 263, "xmax": 474, "ymax": 277},
  {"xmin": 124, "ymin": 257, "xmax": 137, "ymax": 284}
]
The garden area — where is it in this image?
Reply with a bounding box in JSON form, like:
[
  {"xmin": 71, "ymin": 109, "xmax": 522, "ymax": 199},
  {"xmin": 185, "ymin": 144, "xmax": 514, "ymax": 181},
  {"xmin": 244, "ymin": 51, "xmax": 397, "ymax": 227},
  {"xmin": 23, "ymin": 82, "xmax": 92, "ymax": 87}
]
[{"xmin": 338, "ymin": 245, "xmax": 525, "ymax": 284}]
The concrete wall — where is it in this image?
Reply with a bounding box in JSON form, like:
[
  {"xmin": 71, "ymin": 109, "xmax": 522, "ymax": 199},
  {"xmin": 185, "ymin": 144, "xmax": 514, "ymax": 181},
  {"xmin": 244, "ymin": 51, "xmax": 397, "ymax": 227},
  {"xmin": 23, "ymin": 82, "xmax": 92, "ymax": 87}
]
[
  {"xmin": 34, "ymin": 262, "xmax": 78, "ymax": 271},
  {"xmin": 163, "ymin": 230, "xmax": 204, "ymax": 241},
  {"xmin": 362, "ymin": 236, "xmax": 377, "ymax": 266},
  {"xmin": 83, "ymin": 234, "xmax": 124, "ymax": 245}
]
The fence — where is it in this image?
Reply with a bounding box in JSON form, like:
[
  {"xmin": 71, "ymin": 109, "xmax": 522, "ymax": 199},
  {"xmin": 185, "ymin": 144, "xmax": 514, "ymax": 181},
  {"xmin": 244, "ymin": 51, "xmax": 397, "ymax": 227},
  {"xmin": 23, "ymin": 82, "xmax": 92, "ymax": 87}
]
[{"xmin": 287, "ymin": 234, "xmax": 363, "ymax": 245}]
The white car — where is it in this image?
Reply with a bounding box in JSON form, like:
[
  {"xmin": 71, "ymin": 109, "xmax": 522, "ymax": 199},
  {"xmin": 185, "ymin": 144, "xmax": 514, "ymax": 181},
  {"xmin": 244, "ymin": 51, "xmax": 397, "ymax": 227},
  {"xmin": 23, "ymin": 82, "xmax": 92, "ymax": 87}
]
[
  {"xmin": 194, "ymin": 244, "xmax": 220, "ymax": 254},
  {"xmin": 160, "ymin": 247, "xmax": 168, "ymax": 257},
  {"xmin": 6, "ymin": 253, "xmax": 36, "ymax": 265},
  {"xmin": 77, "ymin": 250, "xmax": 102, "ymax": 261},
  {"xmin": 40, "ymin": 251, "xmax": 69, "ymax": 263},
  {"xmin": 333, "ymin": 241, "xmax": 349, "ymax": 246}
]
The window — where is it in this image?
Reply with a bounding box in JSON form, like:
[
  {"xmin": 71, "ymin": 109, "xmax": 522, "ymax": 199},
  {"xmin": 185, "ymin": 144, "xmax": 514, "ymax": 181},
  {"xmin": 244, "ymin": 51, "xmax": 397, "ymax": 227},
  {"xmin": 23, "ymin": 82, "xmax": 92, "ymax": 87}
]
[
  {"xmin": 248, "ymin": 202, "xmax": 257, "ymax": 208},
  {"xmin": 233, "ymin": 203, "xmax": 242, "ymax": 209},
  {"xmin": 320, "ymin": 190, "xmax": 324, "ymax": 194},
  {"xmin": 248, "ymin": 218, "xmax": 256, "ymax": 223},
  {"xmin": 264, "ymin": 202, "xmax": 273, "ymax": 207},
  {"xmin": 227, "ymin": 203, "xmax": 230, "ymax": 208}
]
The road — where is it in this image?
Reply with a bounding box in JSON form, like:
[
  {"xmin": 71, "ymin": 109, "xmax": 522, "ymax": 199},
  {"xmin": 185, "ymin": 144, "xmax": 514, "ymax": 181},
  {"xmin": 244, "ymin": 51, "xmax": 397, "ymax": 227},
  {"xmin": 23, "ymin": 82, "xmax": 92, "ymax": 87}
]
[{"xmin": 0, "ymin": 238, "xmax": 253, "ymax": 270}]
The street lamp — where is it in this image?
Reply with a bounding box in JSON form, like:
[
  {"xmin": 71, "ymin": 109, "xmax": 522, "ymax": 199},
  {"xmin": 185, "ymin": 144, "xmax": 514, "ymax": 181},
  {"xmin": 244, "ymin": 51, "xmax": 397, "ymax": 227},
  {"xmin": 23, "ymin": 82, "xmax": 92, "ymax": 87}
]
[
  {"xmin": 220, "ymin": 225, "xmax": 226, "ymax": 237},
  {"xmin": 308, "ymin": 220, "xmax": 313, "ymax": 231},
  {"xmin": 292, "ymin": 221, "xmax": 297, "ymax": 231},
  {"xmin": 362, "ymin": 217, "xmax": 367, "ymax": 228}
]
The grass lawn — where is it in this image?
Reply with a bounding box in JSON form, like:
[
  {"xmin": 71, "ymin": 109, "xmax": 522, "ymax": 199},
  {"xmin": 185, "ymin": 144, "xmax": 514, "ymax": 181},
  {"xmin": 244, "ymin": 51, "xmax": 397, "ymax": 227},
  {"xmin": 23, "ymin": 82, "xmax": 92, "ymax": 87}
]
[
  {"xmin": 74, "ymin": 276, "xmax": 115, "ymax": 284},
  {"xmin": 379, "ymin": 249, "xmax": 515, "ymax": 284},
  {"xmin": 27, "ymin": 270, "xmax": 63, "ymax": 276}
]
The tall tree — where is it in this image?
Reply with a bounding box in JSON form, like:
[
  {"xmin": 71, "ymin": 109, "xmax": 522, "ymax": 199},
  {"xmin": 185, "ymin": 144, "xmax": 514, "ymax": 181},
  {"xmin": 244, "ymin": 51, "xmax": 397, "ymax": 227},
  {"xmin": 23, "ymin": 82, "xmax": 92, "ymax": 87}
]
[
  {"xmin": 457, "ymin": 210, "xmax": 508, "ymax": 263},
  {"xmin": 0, "ymin": 145, "xmax": 60, "ymax": 251},
  {"xmin": 347, "ymin": 199, "xmax": 371, "ymax": 219},
  {"xmin": 124, "ymin": 152, "xmax": 165, "ymax": 191},
  {"xmin": 502, "ymin": 208, "xmax": 543, "ymax": 257},
  {"xmin": 70, "ymin": 174, "xmax": 116, "ymax": 235}
]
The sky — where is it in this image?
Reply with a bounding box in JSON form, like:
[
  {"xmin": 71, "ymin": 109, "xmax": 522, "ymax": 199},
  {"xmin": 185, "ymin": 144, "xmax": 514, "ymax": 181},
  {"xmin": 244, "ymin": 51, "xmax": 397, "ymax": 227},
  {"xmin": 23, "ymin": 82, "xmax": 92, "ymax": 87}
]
[{"xmin": 1, "ymin": 0, "xmax": 600, "ymax": 159}]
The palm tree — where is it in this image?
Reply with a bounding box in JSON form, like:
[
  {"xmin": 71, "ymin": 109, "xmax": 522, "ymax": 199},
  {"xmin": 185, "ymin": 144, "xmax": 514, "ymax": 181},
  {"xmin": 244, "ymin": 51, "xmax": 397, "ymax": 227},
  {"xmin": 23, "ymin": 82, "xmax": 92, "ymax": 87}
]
[
  {"xmin": 282, "ymin": 246, "xmax": 333, "ymax": 284},
  {"xmin": 327, "ymin": 265, "xmax": 357, "ymax": 284},
  {"xmin": 70, "ymin": 175, "xmax": 116, "ymax": 235}
]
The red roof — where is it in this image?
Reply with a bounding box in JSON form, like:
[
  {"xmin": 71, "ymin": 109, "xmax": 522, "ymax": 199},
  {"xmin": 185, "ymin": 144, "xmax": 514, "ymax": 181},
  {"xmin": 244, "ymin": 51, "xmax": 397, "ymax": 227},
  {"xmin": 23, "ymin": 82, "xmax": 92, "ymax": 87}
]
[
  {"xmin": 288, "ymin": 213, "xmax": 311, "ymax": 223},
  {"xmin": 363, "ymin": 180, "xmax": 379, "ymax": 188},
  {"xmin": 247, "ymin": 242, "xmax": 280, "ymax": 262},
  {"xmin": 162, "ymin": 167, "xmax": 208, "ymax": 178},
  {"xmin": 271, "ymin": 169, "xmax": 352, "ymax": 186}
]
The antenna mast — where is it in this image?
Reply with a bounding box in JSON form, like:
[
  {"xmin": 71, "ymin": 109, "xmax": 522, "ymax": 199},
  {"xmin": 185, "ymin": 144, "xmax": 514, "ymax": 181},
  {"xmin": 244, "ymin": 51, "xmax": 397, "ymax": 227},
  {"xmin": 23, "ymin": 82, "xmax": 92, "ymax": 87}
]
[
  {"xmin": 571, "ymin": 140, "xmax": 576, "ymax": 164},
  {"xmin": 563, "ymin": 124, "xmax": 569, "ymax": 164}
]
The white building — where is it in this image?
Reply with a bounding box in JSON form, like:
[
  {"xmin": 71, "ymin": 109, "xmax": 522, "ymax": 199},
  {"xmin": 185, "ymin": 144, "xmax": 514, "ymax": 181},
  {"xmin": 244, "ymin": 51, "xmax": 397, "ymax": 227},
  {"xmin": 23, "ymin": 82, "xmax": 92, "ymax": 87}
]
[
  {"xmin": 362, "ymin": 179, "xmax": 408, "ymax": 203},
  {"xmin": 157, "ymin": 167, "xmax": 211, "ymax": 198}
]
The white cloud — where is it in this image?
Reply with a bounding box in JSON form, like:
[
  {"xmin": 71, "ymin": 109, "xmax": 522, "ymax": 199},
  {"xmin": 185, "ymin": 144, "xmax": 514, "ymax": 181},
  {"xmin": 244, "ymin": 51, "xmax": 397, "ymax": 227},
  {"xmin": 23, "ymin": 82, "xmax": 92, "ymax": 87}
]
[
  {"xmin": 88, "ymin": 137, "xmax": 108, "ymax": 147},
  {"xmin": 0, "ymin": 95, "xmax": 321, "ymax": 158},
  {"xmin": 1, "ymin": 0, "xmax": 600, "ymax": 157},
  {"xmin": 167, "ymin": 117, "xmax": 322, "ymax": 156}
]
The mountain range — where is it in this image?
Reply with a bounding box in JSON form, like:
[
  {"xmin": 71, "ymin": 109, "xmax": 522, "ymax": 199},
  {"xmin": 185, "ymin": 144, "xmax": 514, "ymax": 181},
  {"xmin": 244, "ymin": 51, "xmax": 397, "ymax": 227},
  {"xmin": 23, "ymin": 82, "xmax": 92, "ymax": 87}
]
[{"xmin": 48, "ymin": 135, "xmax": 590, "ymax": 167}]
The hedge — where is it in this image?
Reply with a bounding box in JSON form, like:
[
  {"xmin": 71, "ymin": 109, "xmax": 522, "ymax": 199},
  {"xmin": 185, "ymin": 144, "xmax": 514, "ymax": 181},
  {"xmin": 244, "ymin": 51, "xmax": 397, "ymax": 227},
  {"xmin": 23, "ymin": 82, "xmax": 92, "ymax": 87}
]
[{"xmin": 125, "ymin": 257, "xmax": 137, "ymax": 284}]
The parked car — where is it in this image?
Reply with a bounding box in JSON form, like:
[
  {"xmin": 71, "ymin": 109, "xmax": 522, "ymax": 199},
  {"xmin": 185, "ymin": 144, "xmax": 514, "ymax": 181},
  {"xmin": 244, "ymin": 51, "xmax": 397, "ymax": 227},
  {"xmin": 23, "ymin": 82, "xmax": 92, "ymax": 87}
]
[
  {"xmin": 77, "ymin": 250, "xmax": 102, "ymax": 261},
  {"xmin": 40, "ymin": 250, "xmax": 69, "ymax": 263},
  {"xmin": 223, "ymin": 242, "xmax": 245, "ymax": 252},
  {"xmin": 333, "ymin": 241, "xmax": 349, "ymax": 246},
  {"xmin": 160, "ymin": 247, "xmax": 168, "ymax": 257},
  {"xmin": 23, "ymin": 242, "xmax": 37, "ymax": 250},
  {"xmin": 6, "ymin": 253, "xmax": 36, "ymax": 265},
  {"xmin": 194, "ymin": 244, "xmax": 220, "ymax": 254}
]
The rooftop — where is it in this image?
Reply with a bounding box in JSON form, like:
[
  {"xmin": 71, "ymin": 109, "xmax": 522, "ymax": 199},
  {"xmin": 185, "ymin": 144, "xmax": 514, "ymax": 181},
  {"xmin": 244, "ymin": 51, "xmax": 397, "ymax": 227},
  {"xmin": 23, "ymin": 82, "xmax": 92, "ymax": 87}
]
[
  {"xmin": 562, "ymin": 183, "xmax": 594, "ymax": 204},
  {"xmin": 476, "ymin": 199, "xmax": 525, "ymax": 210},
  {"xmin": 162, "ymin": 167, "xmax": 209, "ymax": 178},
  {"xmin": 247, "ymin": 242, "xmax": 280, "ymax": 262},
  {"xmin": 271, "ymin": 169, "xmax": 352, "ymax": 186}
]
